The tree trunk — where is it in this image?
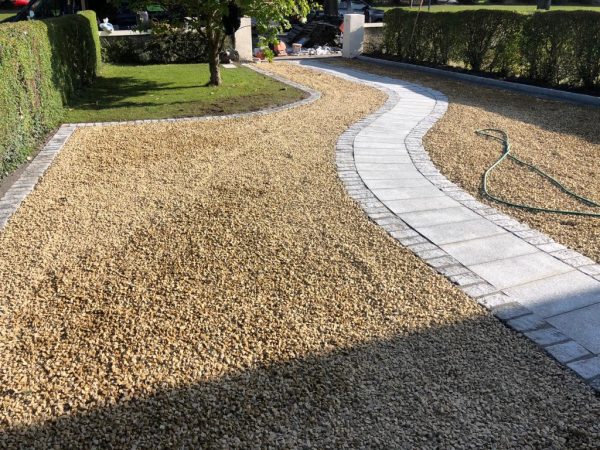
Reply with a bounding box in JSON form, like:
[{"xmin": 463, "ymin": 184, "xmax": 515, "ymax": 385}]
[
  {"xmin": 206, "ymin": 24, "xmax": 223, "ymax": 87},
  {"xmin": 324, "ymin": 0, "xmax": 338, "ymax": 16},
  {"xmin": 208, "ymin": 43, "xmax": 221, "ymax": 86}
]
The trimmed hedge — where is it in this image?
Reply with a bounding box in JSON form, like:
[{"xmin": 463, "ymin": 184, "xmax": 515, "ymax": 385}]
[
  {"xmin": 0, "ymin": 11, "xmax": 101, "ymax": 178},
  {"xmin": 382, "ymin": 9, "xmax": 600, "ymax": 90},
  {"xmin": 101, "ymin": 29, "xmax": 208, "ymax": 65}
]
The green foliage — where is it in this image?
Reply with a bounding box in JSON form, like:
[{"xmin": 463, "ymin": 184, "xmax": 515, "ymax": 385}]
[
  {"xmin": 383, "ymin": 9, "xmax": 600, "ymax": 90},
  {"xmin": 0, "ymin": 11, "xmax": 101, "ymax": 178},
  {"xmin": 133, "ymin": 0, "xmax": 312, "ymax": 85},
  {"xmin": 101, "ymin": 27, "xmax": 208, "ymax": 65}
]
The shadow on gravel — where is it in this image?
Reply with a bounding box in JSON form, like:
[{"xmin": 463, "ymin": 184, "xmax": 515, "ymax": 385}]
[{"xmin": 1, "ymin": 317, "xmax": 599, "ymax": 448}]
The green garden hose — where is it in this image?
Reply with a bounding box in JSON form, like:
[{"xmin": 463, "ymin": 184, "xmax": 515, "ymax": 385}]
[{"xmin": 475, "ymin": 128, "xmax": 600, "ymax": 218}]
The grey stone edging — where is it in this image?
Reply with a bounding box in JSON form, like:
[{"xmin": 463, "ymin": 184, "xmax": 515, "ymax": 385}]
[
  {"xmin": 357, "ymin": 55, "xmax": 600, "ymax": 108},
  {"xmin": 0, "ymin": 64, "xmax": 320, "ymax": 232},
  {"xmin": 296, "ymin": 60, "xmax": 600, "ymax": 391}
]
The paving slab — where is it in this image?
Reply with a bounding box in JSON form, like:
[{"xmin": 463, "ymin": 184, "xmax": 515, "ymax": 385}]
[
  {"xmin": 547, "ymin": 303, "xmax": 600, "ymax": 354},
  {"xmin": 371, "ymin": 186, "xmax": 446, "ymax": 201},
  {"xmin": 469, "ymin": 252, "xmax": 573, "ymax": 290},
  {"xmin": 504, "ymin": 271, "xmax": 600, "ymax": 319},
  {"xmin": 416, "ymin": 218, "xmax": 506, "ymax": 246},
  {"xmin": 400, "ymin": 206, "xmax": 481, "ymax": 228},
  {"xmin": 441, "ymin": 233, "xmax": 539, "ymax": 267},
  {"xmin": 385, "ymin": 196, "xmax": 460, "ymax": 214}
]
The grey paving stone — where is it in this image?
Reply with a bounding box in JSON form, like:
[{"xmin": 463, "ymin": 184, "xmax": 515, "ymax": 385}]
[
  {"xmin": 354, "ymin": 155, "xmax": 412, "ymax": 164},
  {"xmin": 364, "ymin": 178, "xmax": 432, "ymax": 190},
  {"xmin": 359, "ymin": 169, "xmax": 424, "ymax": 181},
  {"xmin": 437, "ymin": 265, "xmax": 471, "ymax": 277},
  {"xmin": 548, "ymin": 303, "xmax": 600, "ymax": 354},
  {"xmin": 371, "ymin": 186, "xmax": 445, "ymax": 201},
  {"xmin": 579, "ymin": 265, "xmax": 600, "ymax": 277},
  {"xmin": 427, "ymin": 255, "xmax": 460, "ymax": 269},
  {"xmin": 468, "ymin": 252, "xmax": 573, "ymax": 290},
  {"xmin": 400, "ymin": 206, "xmax": 481, "ymax": 228},
  {"xmin": 386, "ymin": 196, "xmax": 460, "ymax": 214},
  {"xmin": 524, "ymin": 327, "xmax": 570, "ymax": 347},
  {"xmin": 441, "ymin": 233, "xmax": 538, "ymax": 267},
  {"xmin": 507, "ymin": 313, "xmax": 547, "ymax": 332},
  {"xmin": 449, "ymin": 272, "xmax": 485, "ymax": 286},
  {"xmin": 567, "ymin": 356, "xmax": 600, "ymax": 380},
  {"xmin": 460, "ymin": 283, "xmax": 497, "ymax": 298},
  {"xmin": 416, "ymin": 248, "xmax": 447, "ymax": 259},
  {"xmin": 503, "ymin": 271, "xmax": 600, "ymax": 318},
  {"xmin": 354, "ymin": 162, "xmax": 416, "ymax": 171},
  {"xmin": 491, "ymin": 302, "xmax": 531, "ymax": 321},
  {"xmin": 545, "ymin": 341, "xmax": 591, "ymax": 363},
  {"xmin": 416, "ymin": 218, "xmax": 506, "ymax": 246},
  {"xmin": 478, "ymin": 292, "xmax": 512, "ymax": 309}
]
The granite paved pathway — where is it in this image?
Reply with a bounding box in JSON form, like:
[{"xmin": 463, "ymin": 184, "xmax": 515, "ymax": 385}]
[{"xmin": 300, "ymin": 60, "xmax": 600, "ymax": 390}]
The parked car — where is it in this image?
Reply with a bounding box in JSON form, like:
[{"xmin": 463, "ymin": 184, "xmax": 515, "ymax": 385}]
[
  {"xmin": 337, "ymin": 0, "xmax": 385, "ymax": 22},
  {"xmin": 12, "ymin": 0, "xmax": 28, "ymax": 7}
]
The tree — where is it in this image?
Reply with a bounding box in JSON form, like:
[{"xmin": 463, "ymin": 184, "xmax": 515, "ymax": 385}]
[
  {"xmin": 323, "ymin": 0, "xmax": 338, "ymax": 17},
  {"xmin": 145, "ymin": 0, "xmax": 312, "ymax": 86}
]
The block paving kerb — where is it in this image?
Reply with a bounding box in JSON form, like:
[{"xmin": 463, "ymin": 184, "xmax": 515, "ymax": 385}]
[{"xmin": 1, "ymin": 60, "xmax": 599, "ymax": 393}]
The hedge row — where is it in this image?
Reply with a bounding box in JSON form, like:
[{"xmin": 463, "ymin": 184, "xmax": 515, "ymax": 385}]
[
  {"xmin": 382, "ymin": 9, "xmax": 600, "ymax": 90},
  {"xmin": 0, "ymin": 11, "xmax": 101, "ymax": 178},
  {"xmin": 101, "ymin": 29, "xmax": 208, "ymax": 65}
]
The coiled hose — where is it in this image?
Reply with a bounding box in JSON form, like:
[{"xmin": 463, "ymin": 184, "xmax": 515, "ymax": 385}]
[{"xmin": 476, "ymin": 128, "xmax": 600, "ymax": 218}]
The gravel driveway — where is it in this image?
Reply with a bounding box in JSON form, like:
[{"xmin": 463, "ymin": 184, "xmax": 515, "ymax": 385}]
[{"xmin": 0, "ymin": 63, "xmax": 599, "ymax": 448}]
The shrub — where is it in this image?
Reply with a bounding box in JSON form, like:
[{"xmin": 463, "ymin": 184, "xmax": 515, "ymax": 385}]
[
  {"xmin": 458, "ymin": 10, "xmax": 524, "ymax": 74},
  {"xmin": 382, "ymin": 9, "xmax": 600, "ymax": 91},
  {"xmin": 0, "ymin": 11, "xmax": 101, "ymax": 178},
  {"xmin": 101, "ymin": 26, "xmax": 208, "ymax": 64}
]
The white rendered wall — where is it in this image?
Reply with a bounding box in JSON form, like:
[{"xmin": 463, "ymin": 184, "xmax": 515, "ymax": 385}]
[{"xmin": 342, "ymin": 14, "xmax": 365, "ymax": 58}]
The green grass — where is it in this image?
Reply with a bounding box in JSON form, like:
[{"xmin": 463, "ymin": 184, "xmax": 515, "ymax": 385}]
[
  {"xmin": 65, "ymin": 63, "xmax": 306, "ymax": 123},
  {"xmin": 0, "ymin": 10, "xmax": 16, "ymax": 21},
  {"xmin": 379, "ymin": 4, "xmax": 600, "ymax": 12}
]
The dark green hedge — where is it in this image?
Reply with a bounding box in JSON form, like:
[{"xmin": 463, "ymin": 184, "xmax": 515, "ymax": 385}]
[
  {"xmin": 0, "ymin": 11, "xmax": 101, "ymax": 178},
  {"xmin": 101, "ymin": 30, "xmax": 208, "ymax": 65},
  {"xmin": 383, "ymin": 9, "xmax": 600, "ymax": 90}
]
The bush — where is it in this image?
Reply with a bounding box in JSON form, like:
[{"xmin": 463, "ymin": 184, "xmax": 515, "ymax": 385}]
[
  {"xmin": 101, "ymin": 26, "xmax": 208, "ymax": 64},
  {"xmin": 382, "ymin": 9, "xmax": 600, "ymax": 90},
  {"xmin": 0, "ymin": 11, "xmax": 101, "ymax": 178}
]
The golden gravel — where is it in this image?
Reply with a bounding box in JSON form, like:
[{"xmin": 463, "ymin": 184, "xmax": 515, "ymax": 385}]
[
  {"xmin": 329, "ymin": 59, "xmax": 600, "ymax": 263},
  {"xmin": 0, "ymin": 63, "xmax": 599, "ymax": 448}
]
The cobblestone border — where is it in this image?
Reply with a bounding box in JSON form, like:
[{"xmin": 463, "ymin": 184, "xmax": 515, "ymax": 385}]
[
  {"xmin": 301, "ymin": 61, "xmax": 600, "ymax": 391},
  {"xmin": 0, "ymin": 64, "xmax": 320, "ymax": 232}
]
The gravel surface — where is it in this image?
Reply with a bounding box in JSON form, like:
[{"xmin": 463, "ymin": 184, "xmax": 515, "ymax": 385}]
[
  {"xmin": 328, "ymin": 59, "xmax": 600, "ymax": 263},
  {"xmin": 1, "ymin": 63, "xmax": 599, "ymax": 448}
]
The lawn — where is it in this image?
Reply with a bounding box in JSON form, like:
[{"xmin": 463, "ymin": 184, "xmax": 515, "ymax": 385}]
[
  {"xmin": 379, "ymin": 3, "xmax": 600, "ymax": 12},
  {"xmin": 65, "ymin": 63, "xmax": 306, "ymax": 123},
  {"xmin": 0, "ymin": 9, "xmax": 16, "ymax": 21}
]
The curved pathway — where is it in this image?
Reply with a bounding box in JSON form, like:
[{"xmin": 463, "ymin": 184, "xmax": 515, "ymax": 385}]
[{"xmin": 298, "ymin": 60, "xmax": 600, "ymax": 391}]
